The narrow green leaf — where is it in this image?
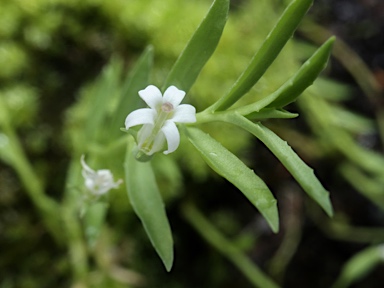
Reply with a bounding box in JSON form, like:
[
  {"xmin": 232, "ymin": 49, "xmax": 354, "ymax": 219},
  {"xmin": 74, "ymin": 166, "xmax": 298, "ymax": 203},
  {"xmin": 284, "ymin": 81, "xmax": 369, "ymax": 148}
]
[
  {"xmin": 0, "ymin": 132, "xmax": 15, "ymax": 165},
  {"xmin": 182, "ymin": 202, "xmax": 280, "ymax": 288},
  {"xmin": 332, "ymin": 246, "xmax": 383, "ymax": 288},
  {"xmin": 196, "ymin": 108, "xmax": 297, "ymax": 124},
  {"xmin": 110, "ymin": 46, "xmax": 153, "ymax": 139},
  {"xmin": 186, "ymin": 127, "xmax": 279, "ymax": 233},
  {"xmin": 244, "ymin": 108, "xmax": 298, "ymax": 121},
  {"xmin": 227, "ymin": 114, "xmax": 333, "ymax": 216},
  {"xmin": 124, "ymin": 138, "xmax": 173, "ymax": 271},
  {"xmin": 327, "ymin": 105, "xmax": 374, "ymax": 134},
  {"xmin": 302, "ymin": 95, "xmax": 384, "ymax": 177},
  {"xmin": 211, "ymin": 0, "xmax": 313, "ymax": 111},
  {"xmin": 83, "ymin": 202, "xmax": 108, "ymax": 249},
  {"xmin": 339, "ymin": 163, "xmax": 384, "ymax": 210},
  {"xmin": 85, "ymin": 57, "xmax": 123, "ymax": 142},
  {"xmin": 163, "ymin": 0, "xmax": 229, "ymax": 92},
  {"xmin": 266, "ymin": 37, "xmax": 335, "ymax": 108}
]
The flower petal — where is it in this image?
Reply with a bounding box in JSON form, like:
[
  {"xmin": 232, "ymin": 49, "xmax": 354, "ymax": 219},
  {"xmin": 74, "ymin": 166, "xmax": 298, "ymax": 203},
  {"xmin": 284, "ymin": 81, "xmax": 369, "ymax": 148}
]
[
  {"xmin": 81, "ymin": 155, "xmax": 95, "ymax": 175},
  {"xmin": 161, "ymin": 120, "xmax": 180, "ymax": 154},
  {"xmin": 171, "ymin": 104, "xmax": 196, "ymax": 123},
  {"xmin": 85, "ymin": 178, "xmax": 96, "ymax": 192},
  {"xmin": 137, "ymin": 123, "xmax": 154, "ymax": 146},
  {"xmin": 125, "ymin": 108, "xmax": 156, "ymax": 129},
  {"xmin": 149, "ymin": 131, "xmax": 166, "ymax": 155},
  {"xmin": 138, "ymin": 85, "xmax": 163, "ymax": 109},
  {"xmin": 163, "ymin": 86, "xmax": 186, "ymax": 107}
]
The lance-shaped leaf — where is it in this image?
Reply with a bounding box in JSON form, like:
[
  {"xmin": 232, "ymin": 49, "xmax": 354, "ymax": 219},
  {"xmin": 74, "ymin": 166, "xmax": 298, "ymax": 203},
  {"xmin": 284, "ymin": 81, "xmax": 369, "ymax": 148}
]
[
  {"xmin": 124, "ymin": 138, "xmax": 173, "ymax": 271},
  {"xmin": 266, "ymin": 37, "xmax": 334, "ymax": 108},
  {"xmin": 245, "ymin": 108, "xmax": 298, "ymax": 121},
  {"xmin": 235, "ymin": 37, "xmax": 334, "ymax": 116},
  {"xmin": 210, "ymin": 0, "xmax": 313, "ymax": 111},
  {"xmin": 110, "ymin": 46, "xmax": 153, "ymax": 139},
  {"xmin": 186, "ymin": 127, "xmax": 279, "ymax": 233},
  {"xmin": 332, "ymin": 245, "xmax": 384, "ymax": 288},
  {"xmin": 163, "ymin": 0, "xmax": 229, "ymax": 93},
  {"xmin": 182, "ymin": 202, "xmax": 280, "ymax": 288},
  {"xmin": 227, "ymin": 114, "xmax": 333, "ymax": 216},
  {"xmin": 85, "ymin": 57, "xmax": 123, "ymax": 142}
]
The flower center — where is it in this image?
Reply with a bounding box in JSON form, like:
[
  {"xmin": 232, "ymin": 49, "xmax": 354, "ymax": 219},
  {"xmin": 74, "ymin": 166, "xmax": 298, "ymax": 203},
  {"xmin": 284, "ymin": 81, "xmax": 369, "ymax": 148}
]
[
  {"xmin": 138, "ymin": 102, "xmax": 174, "ymax": 157},
  {"xmin": 161, "ymin": 102, "xmax": 174, "ymax": 113}
]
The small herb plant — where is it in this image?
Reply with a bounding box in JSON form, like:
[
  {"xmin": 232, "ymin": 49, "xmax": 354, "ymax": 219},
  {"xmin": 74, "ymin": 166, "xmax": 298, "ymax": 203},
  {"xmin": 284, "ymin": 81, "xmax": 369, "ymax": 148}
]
[
  {"xmin": 120, "ymin": 0, "xmax": 334, "ymax": 271},
  {"xmin": 0, "ymin": 0, "xmax": 337, "ymax": 285}
]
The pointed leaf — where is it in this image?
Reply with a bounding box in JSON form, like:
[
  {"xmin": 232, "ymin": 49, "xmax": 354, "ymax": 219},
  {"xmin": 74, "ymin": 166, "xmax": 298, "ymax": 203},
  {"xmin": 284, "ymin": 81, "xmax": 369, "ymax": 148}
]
[
  {"xmin": 332, "ymin": 246, "xmax": 383, "ymax": 288},
  {"xmin": 186, "ymin": 127, "xmax": 279, "ymax": 233},
  {"xmin": 211, "ymin": 0, "xmax": 313, "ymax": 111},
  {"xmin": 246, "ymin": 108, "xmax": 298, "ymax": 120},
  {"xmin": 235, "ymin": 37, "xmax": 334, "ymax": 114},
  {"xmin": 266, "ymin": 37, "xmax": 334, "ymax": 108},
  {"xmin": 183, "ymin": 202, "xmax": 280, "ymax": 288},
  {"xmin": 85, "ymin": 57, "xmax": 123, "ymax": 142},
  {"xmin": 227, "ymin": 114, "xmax": 333, "ymax": 216},
  {"xmin": 163, "ymin": 0, "xmax": 229, "ymax": 92},
  {"xmin": 124, "ymin": 138, "xmax": 173, "ymax": 271}
]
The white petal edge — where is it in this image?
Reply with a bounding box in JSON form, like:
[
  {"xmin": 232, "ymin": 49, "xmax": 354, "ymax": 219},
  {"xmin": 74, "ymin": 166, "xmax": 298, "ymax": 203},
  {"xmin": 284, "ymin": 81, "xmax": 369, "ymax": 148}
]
[
  {"xmin": 81, "ymin": 155, "xmax": 95, "ymax": 175},
  {"xmin": 137, "ymin": 123, "xmax": 154, "ymax": 147},
  {"xmin": 172, "ymin": 104, "xmax": 196, "ymax": 123},
  {"xmin": 138, "ymin": 85, "xmax": 163, "ymax": 109},
  {"xmin": 161, "ymin": 120, "xmax": 180, "ymax": 154},
  {"xmin": 163, "ymin": 86, "xmax": 186, "ymax": 107},
  {"xmin": 125, "ymin": 108, "xmax": 156, "ymax": 129},
  {"xmin": 85, "ymin": 178, "xmax": 96, "ymax": 193},
  {"xmin": 149, "ymin": 131, "xmax": 166, "ymax": 155}
]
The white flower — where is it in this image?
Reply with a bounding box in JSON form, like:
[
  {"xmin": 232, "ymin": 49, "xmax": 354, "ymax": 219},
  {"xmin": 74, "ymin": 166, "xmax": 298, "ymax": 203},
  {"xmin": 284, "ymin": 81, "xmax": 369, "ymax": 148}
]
[
  {"xmin": 125, "ymin": 85, "xmax": 196, "ymax": 156},
  {"xmin": 81, "ymin": 155, "xmax": 122, "ymax": 196}
]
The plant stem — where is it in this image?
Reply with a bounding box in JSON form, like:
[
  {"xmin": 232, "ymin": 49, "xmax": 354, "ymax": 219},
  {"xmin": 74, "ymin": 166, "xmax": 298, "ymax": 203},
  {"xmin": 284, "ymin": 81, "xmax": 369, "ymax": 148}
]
[
  {"xmin": 0, "ymin": 97, "xmax": 62, "ymax": 242},
  {"xmin": 182, "ymin": 201, "xmax": 280, "ymax": 288},
  {"xmin": 62, "ymin": 158, "xmax": 90, "ymax": 286}
]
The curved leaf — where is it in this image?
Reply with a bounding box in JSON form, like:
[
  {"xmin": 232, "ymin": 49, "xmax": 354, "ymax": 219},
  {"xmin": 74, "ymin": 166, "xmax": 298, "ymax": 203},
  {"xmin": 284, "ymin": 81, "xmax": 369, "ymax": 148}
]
[
  {"xmin": 124, "ymin": 138, "xmax": 174, "ymax": 271},
  {"xmin": 235, "ymin": 37, "xmax": 334, "ymax": 116},
  {"xmin": 211, "ymin": 0, "xmax": 313, "ymax": 111},
  {"xmin": 266, "ymin": 37, "xmax": 334, "ymax": 108},
  {"xmin": 186, "ymin": 127, "xmax": 279, "ymax": 233},
  {"xmin": 226, "ymin": 114, "xmax": 333, "ymax": 216},
  {"xmin": 332, "ymin": 246, "xmax": 383, "ymax": 288},
  {"xmin": 163, "ymin": 0, "xmax": 229, "ymax": 93}
]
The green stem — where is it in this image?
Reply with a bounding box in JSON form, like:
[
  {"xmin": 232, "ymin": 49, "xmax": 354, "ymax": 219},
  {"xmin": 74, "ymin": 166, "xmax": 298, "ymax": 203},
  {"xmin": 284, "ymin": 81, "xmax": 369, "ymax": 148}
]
[
  {"xmin": 182, "ymin": 201, "xmax": 280, "ymax": 288},
  {"xmin": 308, "ymin": 204, "xmax": 384, "ymax": 243},
  {"xmin": 63, "ymin": 159, "xmax": 90, "ymax": 285},
  {"xmin": 0, "ymin": 98, "xmax": 62, "ymax": 242},
  {"xmin": 62, "ymin": 205, "xmax": 89, "ymax": 287}
]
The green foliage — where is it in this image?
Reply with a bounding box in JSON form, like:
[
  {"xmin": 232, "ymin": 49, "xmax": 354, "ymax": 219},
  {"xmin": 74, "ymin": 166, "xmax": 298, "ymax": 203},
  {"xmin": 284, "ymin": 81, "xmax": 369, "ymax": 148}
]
[
  {"xmin": 1, "ymin": 0, "xmax": 383, "ymax": 286},
  {"xmin": 226, "ymin": 115, "xmax": 333, "ymax": 216},
  {"xmin": 332, "ymin": 245, "xmax": 384, "ymax": 288},
  {"xmin": 266, "ymin": 37, "xmax": 335, "ymax": 108},
  {"xmin": 186, "ymin": 127, "xmax": 279, "ymax": 233},
  {"xmin": 210, "ymin": 0, "xmax": 313, "ymax": 111},
  {"xmin": 164, "ymin": 0, "xmax": 229, "ymax": 93},
  {"xmin": 125, "ymin": 138, "xmax": 174, "ymax": 271},
  {"xmin": 109, "ymin": 46, "xmax": 153, "ymax": 140}
]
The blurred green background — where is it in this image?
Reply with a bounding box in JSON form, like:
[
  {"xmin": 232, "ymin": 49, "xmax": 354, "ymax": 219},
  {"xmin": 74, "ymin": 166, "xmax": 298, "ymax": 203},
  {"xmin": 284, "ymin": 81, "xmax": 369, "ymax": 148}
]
[{"xmin": 0, "ymin": 0, "xmax": 384, "ymax": 287}]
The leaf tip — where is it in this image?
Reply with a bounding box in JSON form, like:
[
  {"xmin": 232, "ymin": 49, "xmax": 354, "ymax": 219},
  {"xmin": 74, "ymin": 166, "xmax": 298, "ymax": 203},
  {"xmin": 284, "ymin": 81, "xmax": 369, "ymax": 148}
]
[
  {"xmin": 262, "ymin": 199, "xmax": 280, "ymax": 233},
  {"xmin": 323, "ymin": 197, "xmax": 334, "ymax": 217},
  {"xmin": 164, "ymin": 255, "xmax": 174, "ymax": 272}
]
